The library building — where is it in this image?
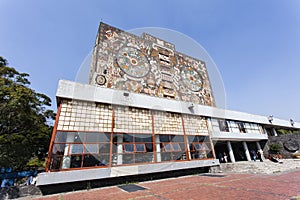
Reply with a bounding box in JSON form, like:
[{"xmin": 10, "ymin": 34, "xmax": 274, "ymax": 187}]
[{"xmin": 36, "ymin": 23, "xmax": 299, "ymax": 187}]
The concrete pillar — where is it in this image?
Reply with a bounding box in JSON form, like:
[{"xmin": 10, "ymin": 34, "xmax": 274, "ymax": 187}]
[
  {"xmin": 206, "ymin": 118, "xmax": 213, "ymax": 133},
  {"xmin": 62, "ymin": 132, "xmax": 75, "ymax": 169},
  {"xmin": 155, "ymin": 135, "xmax": 161, "ymax": 162},
  {"xmin": 205, "ymin": 118, "xmax": 216, "ymax": 159},
  {"xmin": 243, "ymin": 141, "xmax": 251, "ymax": 161},
  {"xmin": 263, "ymin": 127, "xmax": 268, "ymax": 134},
  {"xmin": 256, "ymin": 141, "xmax": 265, "ymax": 160},
  {"xmin": 227, "ymin": 141, "xmax": 235, "ymax": 163},
  {"xmin": 117, "ymin": 134, "xmax": 123, "ymax": 165},
  {"xmin": 272, "ymin": 128, "xmax": 278, "ymax": 136}
]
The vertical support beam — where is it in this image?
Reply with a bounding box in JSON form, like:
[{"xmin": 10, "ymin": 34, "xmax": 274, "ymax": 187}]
[
  {"xmin": 117, "ymin": 134, "xmax": 123, "ymax": 165},
  {"xmin": 155, "ymin": 135, "xmax": 161, "ymax": 162},
  {"xmin": 243, "ymin": 141, "xmax": 251, "ymax": 161},
  {"xmin": 256, "ymin": 141, "xmax": 265, "ymax": 160},
  {"xmin": 185, "ymin": 136, "xmax": 192, "ymax": 160},
  {"xmin": 181, "ymin": 115, "xmax": 190, "ymax": 160},
  {"xmin": 272, "ymin": 128, "xmax": 278, "ymax": 136},
  {"xmin": 151, "ymin": 111, "xmax": 156, "ymax": 162},
  {"xmin": 227, "ymin": 141, "xmax": 235, "ymax": 163},
  {"xmin": 206, "ymin": 118, "xmax": 213, "ymax": 132},
  {"xmin": 206, "ymin": 118, "xmax": 216, "ymax": 158},
  {"xmin": 109, "ymin": 106, "xmax": 114, "ymax": 167},
  {"xmin": 45, "ymin": 102, "xmax": 62, "ymax": 172},
  {"xmin": 263, "ymin": 127, "xmax": 267, "ymax": 135}
]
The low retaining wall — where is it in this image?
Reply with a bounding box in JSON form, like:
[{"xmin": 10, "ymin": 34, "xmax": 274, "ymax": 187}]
[{"xmin": 0, "ymin": 185, "xmax": 41, "ymax": 199}]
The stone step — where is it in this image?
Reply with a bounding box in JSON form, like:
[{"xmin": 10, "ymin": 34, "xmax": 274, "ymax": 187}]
[{"xmin": 219, "ymin": 159, "xmax": 300, "ymax": 174}]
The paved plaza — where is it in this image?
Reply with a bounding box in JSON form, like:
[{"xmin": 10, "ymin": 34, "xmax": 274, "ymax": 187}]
[{"xmin": 32, "ymin": 160, "xmax": 300, "ymax": 200}]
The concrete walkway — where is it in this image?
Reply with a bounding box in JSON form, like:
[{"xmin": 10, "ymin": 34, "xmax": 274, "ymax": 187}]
[
  {"xmin": 30, "ymin": 159, "xmax": 300, "ymax": 200},
  {"xmin": 31, "ymin": 170, "xmax": 300, "ymax": 200}
]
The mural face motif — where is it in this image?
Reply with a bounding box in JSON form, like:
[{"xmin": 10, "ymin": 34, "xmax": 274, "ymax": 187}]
[{"xmin": 90, "ymin": 23, "xmax": 215, "ymax": 106}]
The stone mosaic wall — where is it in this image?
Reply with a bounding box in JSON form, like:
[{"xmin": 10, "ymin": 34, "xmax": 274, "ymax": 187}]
[{"xmin": 89, "ymin": 23, "xmax": 215, "ymax": 106}]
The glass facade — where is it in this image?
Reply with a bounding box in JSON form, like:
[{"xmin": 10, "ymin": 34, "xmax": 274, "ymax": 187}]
[
  {"xmin": 215, "ymin": 119, "xmax": 265, "ymax": 134},
  {"xmin": 49, "ymin": 132, "xmax": 111, "ymax": 170},
  {"xmin": 47, "ymin": 100, "xmax": 214, "ymax": 171}
]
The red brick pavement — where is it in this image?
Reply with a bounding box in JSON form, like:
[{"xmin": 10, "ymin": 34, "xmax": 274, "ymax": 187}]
[{"xmin": 34, "ymin": 170, "xmax": 300, "ymax": 200}]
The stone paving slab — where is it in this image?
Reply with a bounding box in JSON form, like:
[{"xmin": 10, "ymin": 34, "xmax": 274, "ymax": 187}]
[{"xmin": 31, "ymin": 169, "xmax": 300, "ymax": 200}]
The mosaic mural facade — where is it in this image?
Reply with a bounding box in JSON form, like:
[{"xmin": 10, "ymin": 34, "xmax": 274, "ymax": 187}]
[{"xmin": 90, "ymin": 23, "xmax": 215, "ymax": 106}]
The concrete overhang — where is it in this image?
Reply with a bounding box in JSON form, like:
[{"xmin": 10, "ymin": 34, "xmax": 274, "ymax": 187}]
[{"xmin": 211, "ymin": 132, "xmax": 268, "ymax": 141}]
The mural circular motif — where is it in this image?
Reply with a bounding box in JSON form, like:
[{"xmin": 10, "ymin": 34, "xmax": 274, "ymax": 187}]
[
  {"xmin": 116, "ymin": 46, "xmax": 150, "ymax": 78},
  {"xmin": 95, "ymin": 75, "xmax": 106, "ymax": 85},
  {"xmin": 180, "ymin": 67, "xmax": 203, "ymax": 92}
]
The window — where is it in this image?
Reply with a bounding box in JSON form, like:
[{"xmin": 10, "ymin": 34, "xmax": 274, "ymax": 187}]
[
  {"xmin": 193, "ymin": 143, "xmax": 201, "ymax": 151},
  {"xmin": 172, "ymin": 143, "xmax": 181, "ymax": 151},
  {"xmin": 49, "ymin": 132, "xmax": 111, "ymax": 170},
  {"xmin": 123, "ymin": 143, "xmax": 146, "ymax": 153},
  {"xmin": 218, "ymin": 120, "xmax": 229, "ymax": 132},
  {"xmin": 238, "ymin": 122, "xmax": 246, "ymax": 133},
  {"xmin": 136, "ymin": 144, "xmax": 146, "ymax": 152},
  {"xmin": 156, "ymin": 135, "xmax": 186, "ymax": 162},
  {"xmin": 163, "ymin": 143, "xmax": 172, "ymax": 152},
  {"xmin": 187, "ymin": 135, "xmax": 213, "ymax": 160},
  {"xmin": 163, "ymin": 143, "xmax": 181, "ymax": 152},
  {"xmin": 85, "ymin": 144, "xmax": 99, "ymax": 154},
  {"xmin": 243, "ymin": 123, "xmax": 262, "ymax": 134},
  {"xmin": 70, "ymin": 144, "xmax": 83, "ymax": 154},
  {"xmin": 228, "ymin": 121, "xmax": 239, "ymax": 133},
  {"xmin": 112, "ymin": 133, "xmax": 153, "ymax": 165},
  {"xmin": 201, "ymin": 143, "xmax": 209, "ymax": 150},
  {"xmin": 124, "ymin": 144, "xmax": 134, "ymax": 153},
  {"xmin": 192, "ymin": 143, "xmax": 209, "ymax": 151}
]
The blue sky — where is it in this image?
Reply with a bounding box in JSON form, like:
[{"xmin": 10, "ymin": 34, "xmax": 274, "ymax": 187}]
[{"xmin": 1, "ymin": 0, "xmax": 300, "ymax": 121}]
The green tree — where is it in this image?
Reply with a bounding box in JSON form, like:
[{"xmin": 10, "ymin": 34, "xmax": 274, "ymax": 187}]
[{"xmin": 0, "ymin": 56, "xmax": 55, "ymax": 170}]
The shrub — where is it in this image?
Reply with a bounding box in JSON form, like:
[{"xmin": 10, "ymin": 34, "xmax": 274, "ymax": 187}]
[{"xmin": 269, "ymin": 143, "xmax": 281, "ymax": 154}]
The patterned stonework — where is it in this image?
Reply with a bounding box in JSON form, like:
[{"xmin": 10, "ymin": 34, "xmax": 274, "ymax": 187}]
[
  {"xmin": 57, "ymin": 100, "xmax": 112, "ymax": 132},
  {"xmin": 153, "ymin": 111, "xmax": 184, "ymax": 135},
  {"xmin": 182, "ymin": 114, "xmax": 209, "ymax": 135},
  {"xmin": 57, "ymin": 100, "xmax": 209, "ymax": 136},
  {"xmin": 114, "ymin": 106, "xmax": 152, "ymax": 133},
  {"xmin": 90, "ymin": 23, "xmax": 215, "ymax": 106}
]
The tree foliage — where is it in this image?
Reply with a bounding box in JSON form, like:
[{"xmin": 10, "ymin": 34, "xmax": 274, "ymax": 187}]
[
  {"xmin": 277, "ymin": 129, "xmax": 300, "ymax": 135},
  {"xmin": 0, "ymin": 56, "xmax": 55, "ymax": 170}
]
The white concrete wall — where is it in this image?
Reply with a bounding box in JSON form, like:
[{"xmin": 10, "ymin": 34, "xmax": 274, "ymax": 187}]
[{"xmin": 37, "ymin": 159, "xmax": 219, "ymax": 186}]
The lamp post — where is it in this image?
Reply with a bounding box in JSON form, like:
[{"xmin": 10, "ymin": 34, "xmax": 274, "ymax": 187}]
[
  {"xmin": 268, "ymin": 115, "xmax": 273, "ymax": 123},
  {"xmin": 290, "ymin": 119, "xmax": 294, "ymax": 126}
]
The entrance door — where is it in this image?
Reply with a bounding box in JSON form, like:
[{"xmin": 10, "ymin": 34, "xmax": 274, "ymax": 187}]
[
  {"xmin": 231, "ymin": 142, "xmax": 247, "ymax": 161},
  {"xmin": 213, "ymin": 141, "xmax": 230, "ymax": 163}
]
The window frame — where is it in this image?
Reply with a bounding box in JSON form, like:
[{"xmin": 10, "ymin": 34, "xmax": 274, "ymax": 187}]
[
  {"xmin": 162, "ymin": 142, "xmax": 182, "ymax": 152},
  {"xmin": 123, "ymin": 143, "xmax": 147, "ymax": 153}
]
